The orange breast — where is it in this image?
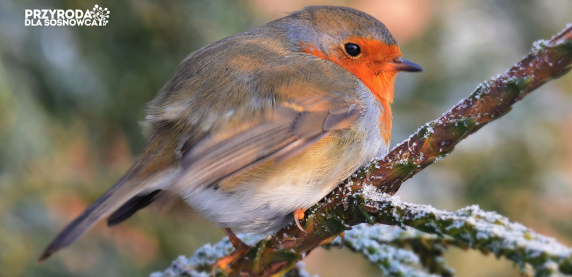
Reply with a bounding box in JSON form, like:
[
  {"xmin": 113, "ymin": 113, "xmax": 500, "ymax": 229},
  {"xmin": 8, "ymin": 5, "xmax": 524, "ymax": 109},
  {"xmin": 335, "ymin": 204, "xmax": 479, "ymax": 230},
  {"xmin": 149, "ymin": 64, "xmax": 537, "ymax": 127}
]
[{"xmin": 300, "ymin": 39, "xmax": 399, "ymax": 145}]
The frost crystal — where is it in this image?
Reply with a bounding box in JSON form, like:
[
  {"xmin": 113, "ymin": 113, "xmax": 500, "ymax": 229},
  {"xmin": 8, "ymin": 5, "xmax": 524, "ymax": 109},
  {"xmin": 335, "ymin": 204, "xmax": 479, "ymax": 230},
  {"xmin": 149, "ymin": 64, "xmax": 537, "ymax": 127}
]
[
  {"xmin": 150, "ymin": 234, "xmax": 263, "ymax": 277},
  {"xmin": 329, "ymin": 224, "xmax": 448, "ymax": 277},
  {"xmin": 356, "ymin": 190, "xmax": 572, "ymax": 276}
]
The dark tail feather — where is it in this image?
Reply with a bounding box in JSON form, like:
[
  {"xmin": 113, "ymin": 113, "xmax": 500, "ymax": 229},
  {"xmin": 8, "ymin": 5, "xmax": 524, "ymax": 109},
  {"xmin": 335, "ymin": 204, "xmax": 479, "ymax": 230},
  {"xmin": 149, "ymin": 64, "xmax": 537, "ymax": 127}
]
[
  {"xmin": 38, "ymin": 175, "xmax": 145, "ymax": 262},
  {"xmin": 40, "ymin": 122, "xmax": 180, "ymax": 262},
  {"xmin": 38, "ymin": 192, "xmax": 114, "ymax": 262},
  {"xmin": 107, "ymin": 190, "xmax": 162, "ymax": 227}
]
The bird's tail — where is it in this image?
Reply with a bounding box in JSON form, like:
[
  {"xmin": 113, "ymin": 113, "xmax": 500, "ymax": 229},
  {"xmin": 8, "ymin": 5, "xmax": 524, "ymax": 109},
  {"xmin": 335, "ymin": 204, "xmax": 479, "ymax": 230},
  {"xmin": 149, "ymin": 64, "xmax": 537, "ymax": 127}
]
[
  {"xmin": 38, "ymin": 123, "xmax": 180, "ymax": 262},
  {"xmin": 38, "ymin": 175, "xmax": 144, "ymax": 262}
]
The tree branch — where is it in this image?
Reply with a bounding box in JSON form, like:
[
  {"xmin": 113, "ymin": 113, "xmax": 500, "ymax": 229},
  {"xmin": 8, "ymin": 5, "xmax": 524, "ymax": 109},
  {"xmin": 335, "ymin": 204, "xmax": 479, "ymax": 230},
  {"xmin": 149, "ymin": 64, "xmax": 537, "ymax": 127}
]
[
  {"xmin": 327, "ymin": 223, "xmax": 461, "ymax": 277},
  {"xmin": 353, "ymin": 192, "xmax": 572, "ymax": 276},
  {"xmin": 153, "ymin": 197, "xmax": 572, "ymax": 276},
  {"xmin": 370, "ymin": 23, "xmax": 572, "ymax": 195},
  {"xmin": 154, "ymin": 24, "xmax": 572, "ymax": 277}
]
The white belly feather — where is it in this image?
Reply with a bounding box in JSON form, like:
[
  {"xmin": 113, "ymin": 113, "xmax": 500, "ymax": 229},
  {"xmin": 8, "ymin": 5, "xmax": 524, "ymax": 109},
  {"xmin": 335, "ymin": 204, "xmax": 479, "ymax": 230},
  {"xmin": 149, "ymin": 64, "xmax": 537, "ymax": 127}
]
[{"xmin": 181, "ymin": 86, "xmax": 389, "ymax": 234}]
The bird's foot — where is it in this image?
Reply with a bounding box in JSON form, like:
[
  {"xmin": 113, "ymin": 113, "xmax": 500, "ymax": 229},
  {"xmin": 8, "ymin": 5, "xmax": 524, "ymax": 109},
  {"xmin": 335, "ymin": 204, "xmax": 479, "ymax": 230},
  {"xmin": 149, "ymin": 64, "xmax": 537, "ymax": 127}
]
[
  {"xmin": 212, "ymin": 228, "xmax": 250, "ymax": 276},
  {"xmin": 293, "ymin": 208, "xmax": 308, "ymax": 233},
  {"xmin": 338, "ymin": 231, "xmax": 345, "ymax": 249},
  {"xmin": 317, "ymin": 231, "xmax": 346, "ymax": 248}
]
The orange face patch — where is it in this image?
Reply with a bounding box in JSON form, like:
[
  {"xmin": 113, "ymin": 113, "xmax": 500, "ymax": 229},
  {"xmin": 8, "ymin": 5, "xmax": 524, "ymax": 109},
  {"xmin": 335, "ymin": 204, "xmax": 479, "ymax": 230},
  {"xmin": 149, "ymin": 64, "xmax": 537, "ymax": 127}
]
[{"xmin": 300, "ymin": 38, "xmax": 401, "ymax": 145}]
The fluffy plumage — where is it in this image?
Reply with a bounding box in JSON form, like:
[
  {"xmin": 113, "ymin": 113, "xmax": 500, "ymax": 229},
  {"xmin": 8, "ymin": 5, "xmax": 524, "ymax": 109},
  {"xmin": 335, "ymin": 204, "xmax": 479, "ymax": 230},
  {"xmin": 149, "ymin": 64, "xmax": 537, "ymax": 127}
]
[{"xmin": 40, "ymin": 6, "xmax": 423, "ymax": 262}]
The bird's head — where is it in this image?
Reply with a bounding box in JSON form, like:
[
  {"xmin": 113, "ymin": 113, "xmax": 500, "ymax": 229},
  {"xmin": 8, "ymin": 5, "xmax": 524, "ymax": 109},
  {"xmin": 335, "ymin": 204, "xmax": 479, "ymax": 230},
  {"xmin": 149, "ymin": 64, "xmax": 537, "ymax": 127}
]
[
  {"xmin": 277, "ymin": 6, "xmax": 423, "ymax": 144},
  {"xmin": 279, "ymin": 6, "xmax": 423, "ymax": 105}
]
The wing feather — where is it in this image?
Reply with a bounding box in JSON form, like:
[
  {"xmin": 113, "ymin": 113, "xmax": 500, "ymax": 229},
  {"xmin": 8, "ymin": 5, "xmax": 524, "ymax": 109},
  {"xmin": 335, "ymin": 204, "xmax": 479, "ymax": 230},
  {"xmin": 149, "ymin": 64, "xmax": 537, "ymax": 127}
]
[{"xmin": 177, "ymin": 95, "xmax": 362, "ymax": 192}]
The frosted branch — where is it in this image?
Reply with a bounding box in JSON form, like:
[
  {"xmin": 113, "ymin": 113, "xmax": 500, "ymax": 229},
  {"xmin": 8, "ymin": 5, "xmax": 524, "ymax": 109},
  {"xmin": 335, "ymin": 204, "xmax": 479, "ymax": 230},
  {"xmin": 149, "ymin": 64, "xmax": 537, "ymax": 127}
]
[{"xmin": 358, "ymin": 190, "xmax": 572, "ymax": 276}]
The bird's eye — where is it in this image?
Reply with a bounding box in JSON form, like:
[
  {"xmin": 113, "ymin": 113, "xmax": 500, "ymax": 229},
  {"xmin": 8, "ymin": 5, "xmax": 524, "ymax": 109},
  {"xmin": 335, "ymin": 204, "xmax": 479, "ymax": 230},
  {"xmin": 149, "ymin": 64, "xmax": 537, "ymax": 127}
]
[{"xmin": 344, "ymin": 43, "xmax": 361, "ymax": 57}]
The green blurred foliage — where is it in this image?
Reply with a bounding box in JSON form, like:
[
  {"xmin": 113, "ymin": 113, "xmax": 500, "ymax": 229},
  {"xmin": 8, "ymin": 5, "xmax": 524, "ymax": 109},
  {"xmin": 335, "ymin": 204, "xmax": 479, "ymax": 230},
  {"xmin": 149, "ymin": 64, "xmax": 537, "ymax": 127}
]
[
  {"xmin": 0, "ymin": 0, "xmax": 571, "ymax": 277},
  {"xmin": 1, "ymin": 1, "xmax": 258, "ymax": 276}
]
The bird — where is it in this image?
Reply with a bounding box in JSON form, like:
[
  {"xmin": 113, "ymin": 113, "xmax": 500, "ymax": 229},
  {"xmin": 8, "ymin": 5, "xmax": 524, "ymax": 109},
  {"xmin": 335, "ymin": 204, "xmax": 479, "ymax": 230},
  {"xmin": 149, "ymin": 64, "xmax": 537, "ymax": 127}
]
[{"xmin": 39, "ymin": 5, "xmax": 423, "ymax": 272}]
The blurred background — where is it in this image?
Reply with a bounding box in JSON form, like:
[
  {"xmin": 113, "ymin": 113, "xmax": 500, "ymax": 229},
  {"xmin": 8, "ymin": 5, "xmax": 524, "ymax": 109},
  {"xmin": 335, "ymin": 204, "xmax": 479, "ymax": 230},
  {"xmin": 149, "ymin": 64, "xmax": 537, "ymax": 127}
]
[{"xmin": 1, "ymin": 0, "xmax": 571, "ymax": 276}]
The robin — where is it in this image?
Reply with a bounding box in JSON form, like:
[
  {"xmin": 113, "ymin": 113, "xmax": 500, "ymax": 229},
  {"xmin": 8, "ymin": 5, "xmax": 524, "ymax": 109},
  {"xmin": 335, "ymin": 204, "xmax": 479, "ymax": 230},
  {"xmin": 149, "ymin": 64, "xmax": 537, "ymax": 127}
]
[{"xmin": 39, "ymin": 5, "xmax": 423, "ymax": 272}]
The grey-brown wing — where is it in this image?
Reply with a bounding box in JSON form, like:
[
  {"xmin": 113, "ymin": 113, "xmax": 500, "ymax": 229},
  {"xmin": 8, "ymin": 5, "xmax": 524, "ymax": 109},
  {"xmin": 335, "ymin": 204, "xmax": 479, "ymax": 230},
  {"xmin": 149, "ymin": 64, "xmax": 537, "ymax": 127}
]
[{"xmin": 178, "ymin": 95, "xmax": 362, "ymax": 190}]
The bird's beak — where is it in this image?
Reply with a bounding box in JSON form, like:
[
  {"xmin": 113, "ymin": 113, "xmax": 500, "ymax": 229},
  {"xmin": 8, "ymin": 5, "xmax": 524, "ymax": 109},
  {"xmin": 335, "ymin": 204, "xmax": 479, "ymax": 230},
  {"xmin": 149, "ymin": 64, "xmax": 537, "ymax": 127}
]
[{"xmin": 381, "ymin": 57, "xmax": 424, "ymax": 72}]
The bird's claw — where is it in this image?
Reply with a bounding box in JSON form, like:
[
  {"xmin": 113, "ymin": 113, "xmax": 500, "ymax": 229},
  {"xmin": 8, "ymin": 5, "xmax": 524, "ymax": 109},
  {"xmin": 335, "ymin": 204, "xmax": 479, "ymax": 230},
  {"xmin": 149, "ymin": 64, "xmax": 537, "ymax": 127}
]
[
  {"xmin": 293, "ymin": 208, "xmax": 308, "ymax": 233},
  {"xmin": 212, "ymin": 228, "xmax": 251, "ymax": 276}
]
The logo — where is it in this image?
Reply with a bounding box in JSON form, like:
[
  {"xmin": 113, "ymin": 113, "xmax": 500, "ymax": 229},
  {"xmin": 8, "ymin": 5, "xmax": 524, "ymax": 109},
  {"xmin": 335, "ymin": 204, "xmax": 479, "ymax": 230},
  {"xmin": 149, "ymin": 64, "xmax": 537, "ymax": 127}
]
[{"xmin": 25, "ymin": 5, "xmax": 109, "ymax": 26}]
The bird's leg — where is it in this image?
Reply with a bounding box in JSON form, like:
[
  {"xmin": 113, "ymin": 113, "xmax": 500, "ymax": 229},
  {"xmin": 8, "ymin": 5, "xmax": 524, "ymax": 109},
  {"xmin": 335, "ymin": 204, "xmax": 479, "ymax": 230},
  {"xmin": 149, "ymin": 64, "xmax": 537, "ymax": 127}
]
[
  {"xmin": 293, "ymin": 208, "xmax": 307, "ymax": 233},
  {"xmin": 317, "ymin": 231, "xmax": 346, "ymax": 248},
  {"xmin": 212, "ymin": 228, "xmax": 250, "ymax": 276},
  {"xmin": 338, "ymin": 231, "xmax": 345, "ymax": 249}
]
